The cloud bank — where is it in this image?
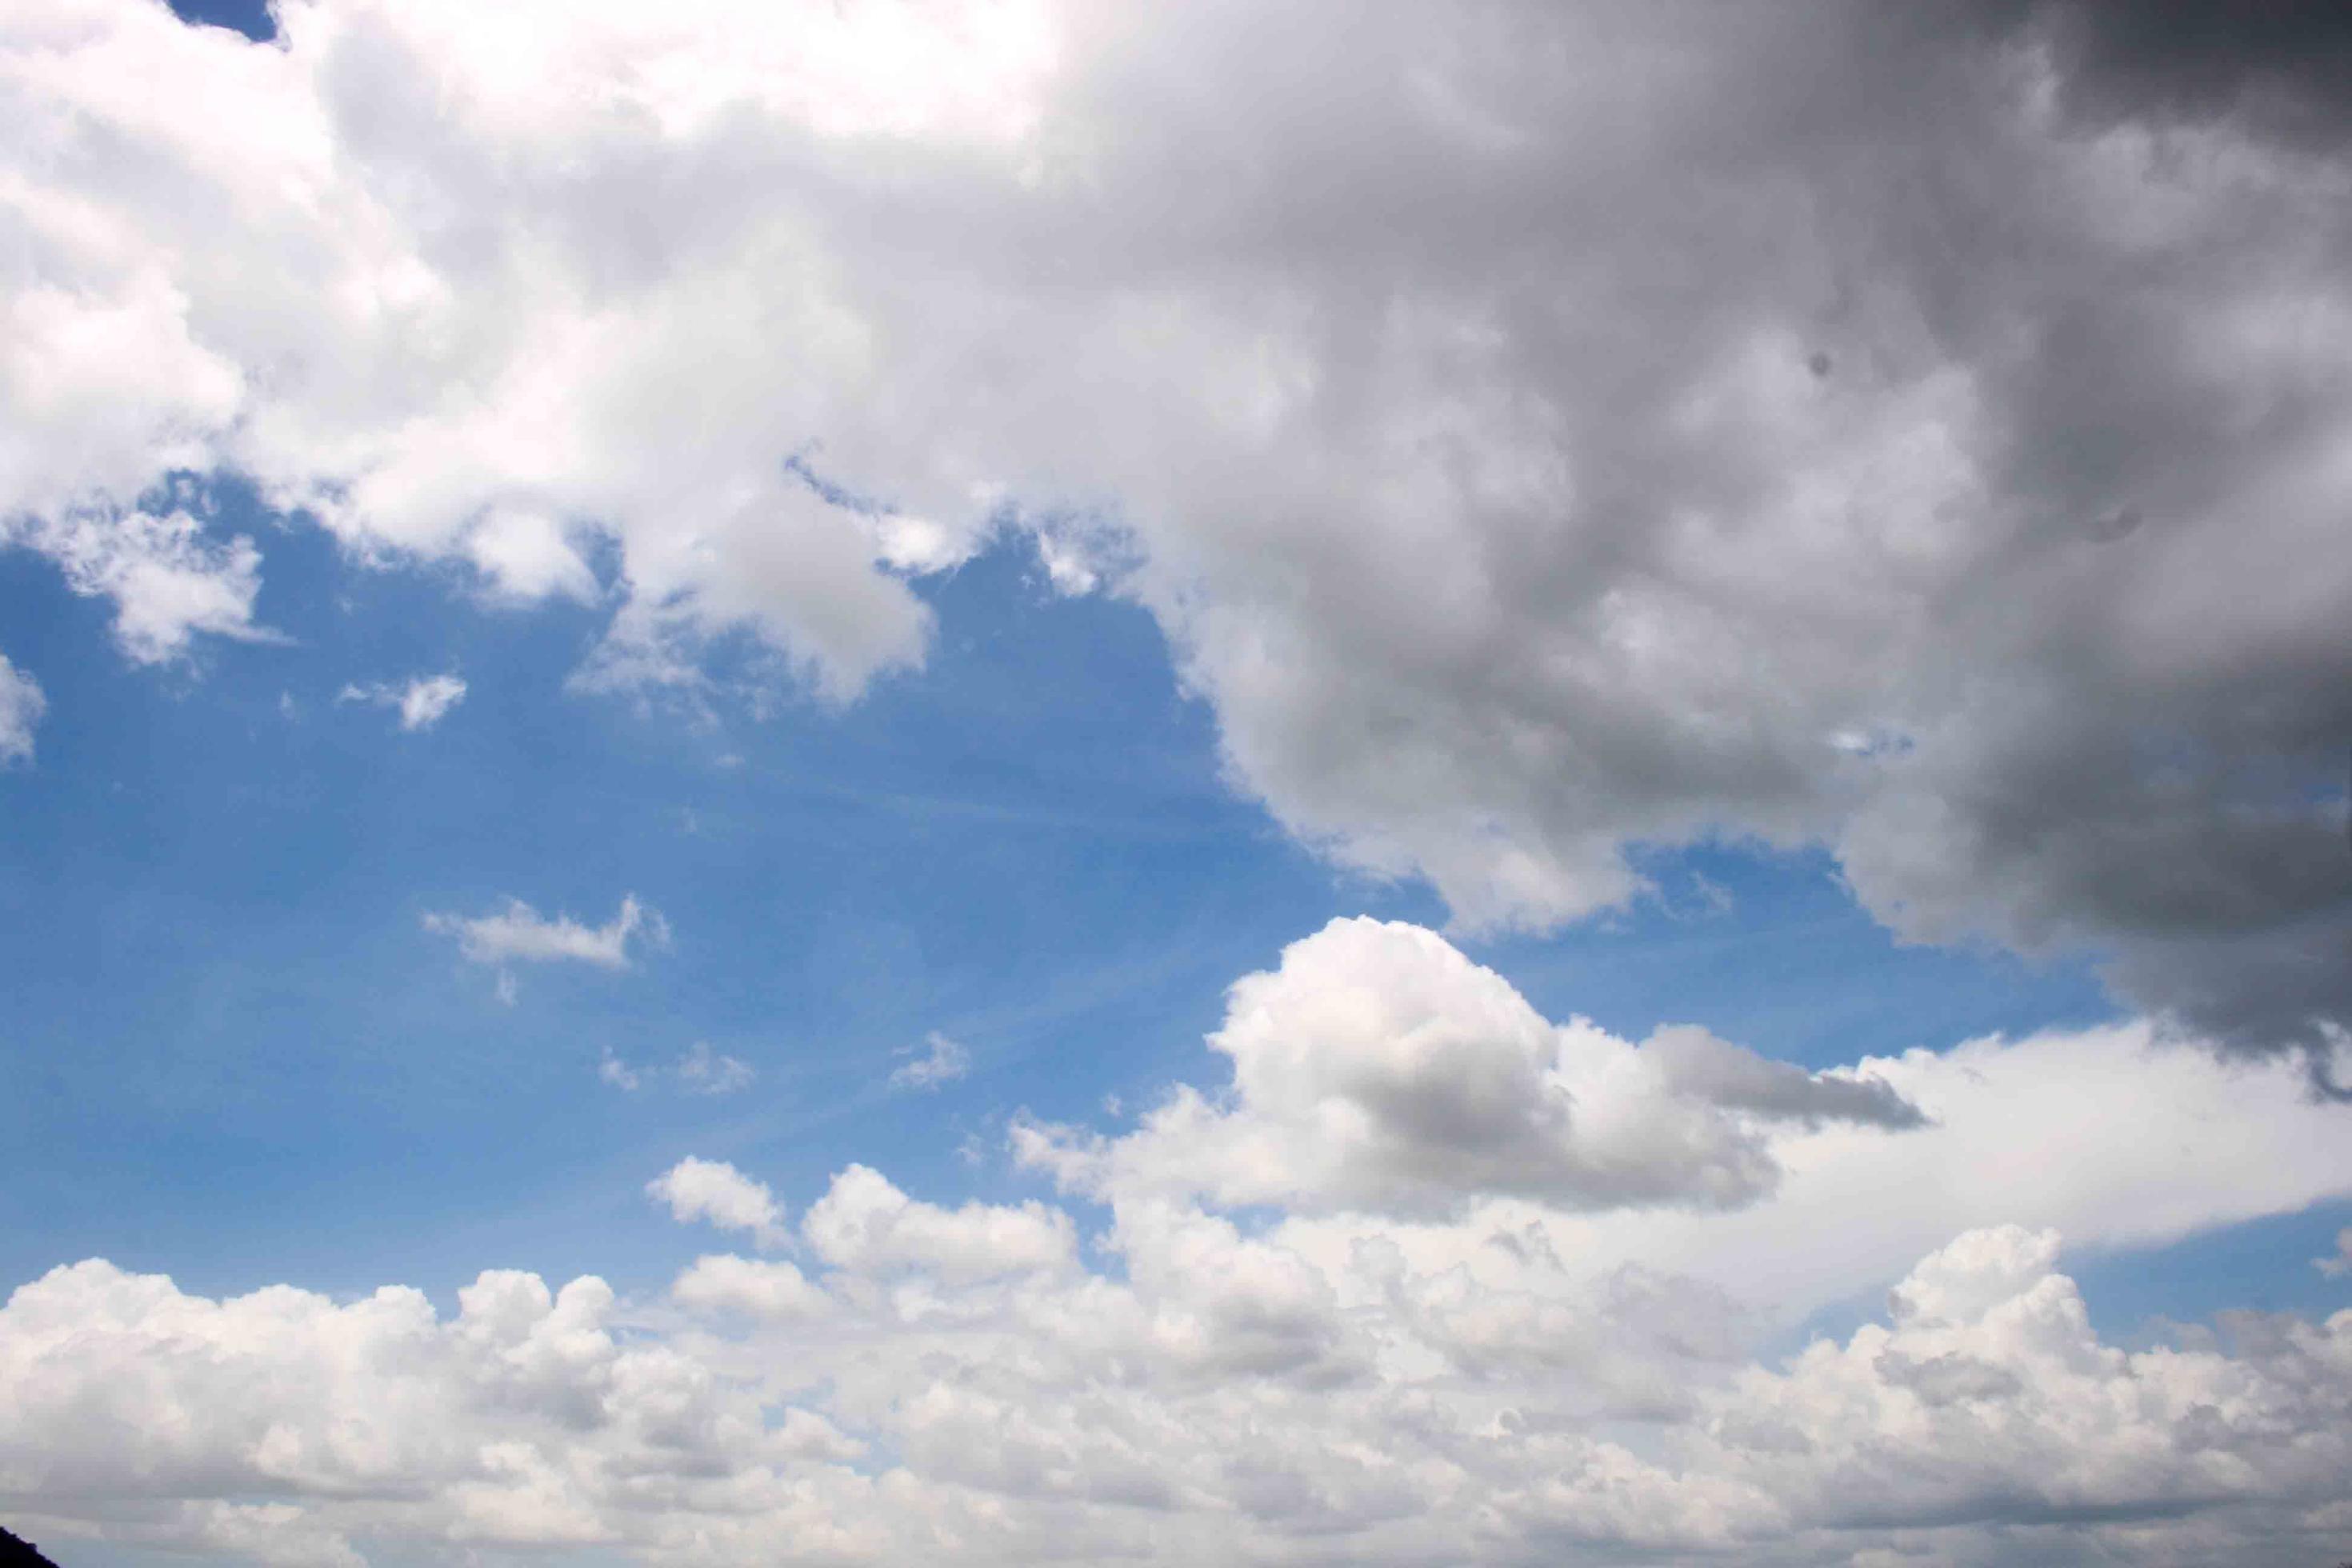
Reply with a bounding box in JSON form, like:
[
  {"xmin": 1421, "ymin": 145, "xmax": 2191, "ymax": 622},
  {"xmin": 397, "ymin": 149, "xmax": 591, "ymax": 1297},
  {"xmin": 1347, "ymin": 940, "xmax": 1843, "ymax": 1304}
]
[
  {"xmin": 5, "ymin": 918, "xmax": 2349, "ymax": 1565},
  {"xmin": 3, "ymin": 0, "xmax": 2348, "ymax": 1057}
]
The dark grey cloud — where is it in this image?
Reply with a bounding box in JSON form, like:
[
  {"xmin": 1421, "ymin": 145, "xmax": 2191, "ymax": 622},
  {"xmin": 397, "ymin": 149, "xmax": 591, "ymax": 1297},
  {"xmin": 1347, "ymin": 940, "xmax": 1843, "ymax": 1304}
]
[{"xmin": 2005, "ymin": 0, "xmax": 2352, "ymax": 147}]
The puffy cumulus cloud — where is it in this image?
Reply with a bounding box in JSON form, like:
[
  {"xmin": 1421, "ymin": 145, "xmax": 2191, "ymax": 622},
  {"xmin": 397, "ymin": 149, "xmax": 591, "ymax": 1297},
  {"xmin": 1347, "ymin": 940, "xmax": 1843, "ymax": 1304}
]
[
  {"xmin": 1019, "ymin": 918, "xmax": 1922, "ymax": 1218},
  {"xmin": 801, "ymin": 1164, "xmax": 1074, "ymax": 1285},
  {"xmin": 646, "ymin": 1157, "xmax": 788, "ymax": 1249},
  {"xmin": 7, "ymin": 0, "xmax": 2348, "ymax": 1054},
  {"xmin": 7, "ymin": 1195, "xmax": 2352, "ymax": 1562},
  {"xmin": 2, "ymin": 926, "xmax": 2349, "ymax": 1562},
  {"xmin": 335, "ymin": 671, "xmax": 467, "ymax": 731},
  {"xmin": 423, "ymin": 892, "xmax": 666, "ymax": 970},
  {"xmin": 0, "ymin": 652, "xmax": 42, "ymax": 765}
]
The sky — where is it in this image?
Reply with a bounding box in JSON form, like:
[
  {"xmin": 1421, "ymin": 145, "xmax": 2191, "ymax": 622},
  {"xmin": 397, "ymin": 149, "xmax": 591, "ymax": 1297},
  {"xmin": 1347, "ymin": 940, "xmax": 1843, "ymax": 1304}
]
[{"xmin": 1, "ymin": 2, "xmax": 2350, "ymax": 1566}]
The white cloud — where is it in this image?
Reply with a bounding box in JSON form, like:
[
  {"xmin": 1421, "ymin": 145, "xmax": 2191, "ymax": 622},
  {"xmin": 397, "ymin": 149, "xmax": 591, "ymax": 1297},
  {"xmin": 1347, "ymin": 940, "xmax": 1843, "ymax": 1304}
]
[
  {"xmin": 645, "ymin": 1156, "xmax": 786, "ymax": 1248},
  {"xmin": 0, "ymin": 652, "xmax": 44, "ymax": 765},
  {"xmin": 596, "ymin": 1048, "xmax": 642, "ymax": 1091},
  {"xmin": 6, "ymin": 0, "xmax": 2350, "ymax": 1051},
  {"xmin": 801, "ymin": 1164, "xmax": 1074, "ymax": 1285},
  {"xmin": 3, "ymin": 917, "xmax": 2350, "ymax": 1562},
  {"xmin": 336, "ymin": 672, "xmax": 467, "ymax": 731},
  {"xmin": 890, "ymin": 1031, "xmax": 971, "ymax": 1091},
  {"xmin": 1019, "ymin": 918, "xmax": 1922, "ymax": 1218},
  {"xmin": 423, "ymin": 893, "xmax": 666, "ymax": 971},
  {"xmin": 4, "ymin": 506, "xmax": 272, "ymax": 664},
  {"xmin": 2320, "ymin": 1227, "xmax": 2352, "ymax": 1280},
  {"xmin": 675, "ymin": 1041, "xmax": 754, "ymax": 1096}
]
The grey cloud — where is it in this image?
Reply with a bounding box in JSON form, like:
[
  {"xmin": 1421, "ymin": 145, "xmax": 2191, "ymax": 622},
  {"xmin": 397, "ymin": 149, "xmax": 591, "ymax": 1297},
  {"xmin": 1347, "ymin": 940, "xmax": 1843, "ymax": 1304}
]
[{"xmin": 7, "ymin": 0, "xmax": 2351, "ymax": 1062}]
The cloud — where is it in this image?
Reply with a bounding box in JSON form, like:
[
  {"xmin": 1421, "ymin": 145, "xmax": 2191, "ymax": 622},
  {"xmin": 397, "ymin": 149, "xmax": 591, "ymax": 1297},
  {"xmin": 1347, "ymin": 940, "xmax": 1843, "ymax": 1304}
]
[
  {"xmin": 2320, "ymin": 1227, "xmax": 2352, "ymax": 1280},
  {"xmin": 4, "ymin": 506, "xmax": 272, "ymax": 664},
  {"xmin": 423, "ymin": 893, "xmax": 666, "ymax": 970},
  {"xmin": 644, "ymin": 1157, "xmax": 785, "ymax": 1248},
  {"xmin": 599, "ymin": 1042, "xmax": 756, "ymax": 1096},
  {"xmin": 799, "ymin": 1164, "xmax": 1074, "ymax": 1285},
  {"xmin": 2, "ymin": 917, "xmax": 2350, "ymax": 1562},
  {"xmin": 1019, "ymin": 918, "xmax": 1924, "ymax": 1218},
  {"xmin": 336, "ymin": 672, "xmax": 468, "ymax": 731},
  {"xmin": 674, "ymin": 1041, "xmax": 754, "ymax": 1096},
  {"xmin": 890, "ymin": 1031, "xmax": 971, "ymax": 1091},
  {"xmin": 0, "ymin": 653, "xmax": 43, "ymax": 766},
  {"xmin": 5, "ymin": 0, "xmax": 2350, "ymax": 1062}
]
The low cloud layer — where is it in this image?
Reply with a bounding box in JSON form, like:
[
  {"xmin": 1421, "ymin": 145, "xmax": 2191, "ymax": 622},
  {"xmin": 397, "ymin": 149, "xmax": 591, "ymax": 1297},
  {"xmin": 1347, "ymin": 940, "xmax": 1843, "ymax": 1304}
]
[
  {"xmin": 3, "ymin": 0, "xmax": 2347, "ymax": 1058},
  {"xmin": 10, "ymin": 918, "xmax": 2344, "ymax": 1564}
]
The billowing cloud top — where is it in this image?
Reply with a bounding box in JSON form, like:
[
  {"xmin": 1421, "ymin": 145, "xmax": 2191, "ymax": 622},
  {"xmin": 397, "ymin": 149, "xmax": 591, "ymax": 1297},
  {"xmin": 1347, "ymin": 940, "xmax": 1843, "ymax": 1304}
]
[
  {"xmin": 1022, "ymin": 918, "xmax": 1922, "ymax": 1216},
  {"xmin": 5, "ymin": 0, "xmax": 2350, "ymax": 1060}
]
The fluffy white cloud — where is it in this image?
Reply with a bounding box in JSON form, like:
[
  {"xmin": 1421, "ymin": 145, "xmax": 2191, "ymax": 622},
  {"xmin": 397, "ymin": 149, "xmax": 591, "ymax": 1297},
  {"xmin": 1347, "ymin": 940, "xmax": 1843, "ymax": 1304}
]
[
  {"xmin": 801, "ymin": 1164, "xmax": 1074, "ymax": 1285},
  {"xmin": 645, "ymin": 1157, "xmax": 786, "ymax": 1248},
  {"xmin": 2320, "ymin": 1228, "xmax": 2352, "ymax": 1280},
  {"xmin": 423, "ymin": 892, "xmax": 666, "ymax": 970},
  {"xmin": 3, "ymin": 920, "xmax": 2350, "ymax": 1562},
  {"xmin": 6, "ymin": 0, "xmax": 2347, "ymax": 1053},
  {"xmin": 1020, "ymin": 918, "xmax": 1922, "ymax": 1218},
  {"xmin": 336, "ymin": 671, "xmax": 467, "ymax": 731},
  {"xmin": 0, "ymin": 652, "xmax": 42, "ymax": 766},
  {"xmin": 889, "ymin": 1031, "xmax": 970, "ymax": 1091}
]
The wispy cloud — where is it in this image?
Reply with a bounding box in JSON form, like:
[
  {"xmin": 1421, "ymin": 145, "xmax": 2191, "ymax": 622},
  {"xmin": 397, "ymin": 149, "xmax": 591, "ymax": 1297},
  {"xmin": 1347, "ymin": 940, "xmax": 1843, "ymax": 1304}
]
[
  {"xmin": 890, "ymin": 1031, "xmax": 971, "ymax": 1091},
  {"xmin": 338, "ymin": 673, "xmax": 468, "ymax": 732},
  {"xmin": 0, "ymin": 654, "xmax": 44, "ymax": 766},
  {"xmin": 603, "ymin": 1042, "xmax": 754, "ymax": 1097}
]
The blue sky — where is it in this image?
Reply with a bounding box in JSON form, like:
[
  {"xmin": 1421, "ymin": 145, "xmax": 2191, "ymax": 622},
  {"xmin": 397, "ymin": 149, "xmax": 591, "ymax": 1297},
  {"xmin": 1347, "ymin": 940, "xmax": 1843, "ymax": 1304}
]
[{"xmin": 4, "ymin": 4, "xmax": 2350, "ymax": 1566}]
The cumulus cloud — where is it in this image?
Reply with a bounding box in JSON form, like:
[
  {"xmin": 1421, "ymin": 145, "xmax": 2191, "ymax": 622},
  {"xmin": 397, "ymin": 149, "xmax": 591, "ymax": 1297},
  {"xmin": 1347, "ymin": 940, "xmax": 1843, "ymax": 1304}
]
[
  {"xmin": 644, "ymin": 1157, "xmax": 786, "ymax": 1248},
  {"xmin": 335, "ymin": 672, "xmax": 467, "ymax": 731},
  {"xmin": 1019, "ymin": 918, "xmax": 1923, "ymax": 1218},
  {"xmin": 423, "ymin": 893, "xmax": 666, "ymax": 971},
  {"xmin": 2, "ymin": 918, "xmax": 2350, "ymax": 1562},
  {"xmin": 6, "ymin": 0, "xmax": 2350, "ymax": 1054},
  {"xmin": 889, "ymin": 1031, "xmax": 971, "ymax": 1091},
  {"xmin": 0, "ymin": 652, "xmax": 43, "ymax": 765}
]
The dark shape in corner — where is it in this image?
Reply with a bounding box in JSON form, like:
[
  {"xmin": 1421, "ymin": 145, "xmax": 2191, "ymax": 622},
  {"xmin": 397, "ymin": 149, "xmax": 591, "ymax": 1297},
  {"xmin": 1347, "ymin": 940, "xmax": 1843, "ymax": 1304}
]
[
  {"xmin": 0, "ymin": 1526, "xmax": 59, "ymax": 1568},
  {"xmin": 2086, "ymin": 504, "xmax": 2142, "ymax": 542}
]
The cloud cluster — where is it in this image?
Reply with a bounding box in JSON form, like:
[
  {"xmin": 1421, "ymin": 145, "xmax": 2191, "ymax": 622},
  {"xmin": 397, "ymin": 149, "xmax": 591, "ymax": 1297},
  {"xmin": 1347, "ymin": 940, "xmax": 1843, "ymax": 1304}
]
[
  {"xmin": 5, "ymin": 0, "xmax": 2349, "ymax": 1054},
  {"xmin": 10, "ymin": 918, "xmax": 2343, "ymax": 1565}
]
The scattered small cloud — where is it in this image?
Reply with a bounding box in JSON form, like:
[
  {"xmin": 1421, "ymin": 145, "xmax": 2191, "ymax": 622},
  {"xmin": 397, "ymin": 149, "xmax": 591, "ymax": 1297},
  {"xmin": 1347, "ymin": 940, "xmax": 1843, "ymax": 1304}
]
[
  {"xmin": 677, "ymin": 1042, "xmax": 755, "ymax": 1096},
  {"xmin": 0, "ymin": 654, "xmax": 46, "ymax": 766},
  {"xmin": 890, "ymin": 1031, "xmax": 971, "ymax": 1091},
  {"xmin": 2318, "ymin": 1227, "xmax": 2352, "ymax": 1279},
  {"xmin": 338, "ymin": 673, "xmax": 468, "ymax": 732},
  {"xmin": 646, "ymin": 1158, "xmax": 786, "ymax": 1248},
  {"xmin": 424, "ymin": 894, "xmax": 666, "ymax": 972},
  {"xmin": 601, "ymin": 1042, "xmax": 754, "ymax": 1096}
]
